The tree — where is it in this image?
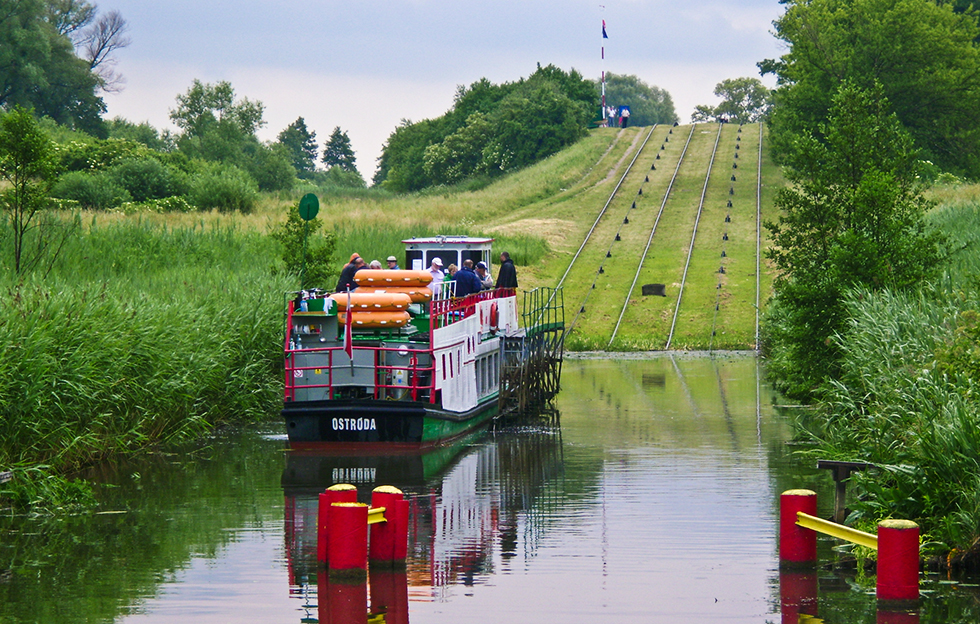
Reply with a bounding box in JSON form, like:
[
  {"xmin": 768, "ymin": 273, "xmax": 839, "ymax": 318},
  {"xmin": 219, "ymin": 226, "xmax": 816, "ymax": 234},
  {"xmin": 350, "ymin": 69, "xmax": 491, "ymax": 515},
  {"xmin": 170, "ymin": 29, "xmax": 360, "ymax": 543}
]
[
  {"xmin": 0, "ymin": 0, "xmax": 106, "ymax": 135},
  {"xmin": 691, "ymin": 77, "xmax": 770, "ymax": 124},
  {"xmin": 270, "ymin": 203, "xmax": 337, "ymax": 289},
  {"xmin": 762, "ymin": 0, "xmax": 980, "ymax": 178},
  {"xmin": 601, "ymin": 73, "xmax": 678, "ymax": 126},
  {"xmin": 169, "ymin": 80, "xmax": 265, "ymax": 163},
  {"xmin": 0, "ymin": 107, "xmax": 59, "ymax": 274},
  {"xmin": 322, "ymin": 127, "xmax": 358, "ymax": 174},
  {"xmin": 277, "ymin": 117, "xmax": 318, "ymax": 178},
  {"xmin": 763, "ymin": 81, "xmax": 944, "ymax": 397}
]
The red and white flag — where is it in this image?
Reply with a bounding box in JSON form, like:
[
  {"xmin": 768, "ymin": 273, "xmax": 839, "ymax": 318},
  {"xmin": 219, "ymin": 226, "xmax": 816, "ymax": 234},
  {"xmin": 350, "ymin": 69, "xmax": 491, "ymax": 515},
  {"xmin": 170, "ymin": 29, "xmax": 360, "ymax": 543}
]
[{"xmin": 343, "ymin": 290, "xmax": 353, "ymax": 361}]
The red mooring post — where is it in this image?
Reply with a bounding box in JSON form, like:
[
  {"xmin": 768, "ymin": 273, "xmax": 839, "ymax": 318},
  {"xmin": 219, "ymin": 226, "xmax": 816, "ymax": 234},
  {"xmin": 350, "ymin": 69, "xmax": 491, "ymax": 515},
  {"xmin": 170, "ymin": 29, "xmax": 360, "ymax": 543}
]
[
  {"xmin": 328, "ymin": 502, "xmax": 369, "ymax": 577},
  {"xmin": 325, "ymin": 576, "xmax": 368, "ymax": 624},
  {"xmin": 370, "ymin": 569, "xmax": 410, "ymax": 624},
  {"xmin": 779, "ymin": 570, "xmax": 818, "ymax": 624},
  {"xmin": 370, "ymin": 486, "xmax": 408, "ymax": 565},
  {"xmin": 877, "ymin": 519, "xmax": 920, "ymax": 603},
  {"xmin": 780, "ymin": 489, "xmax": 817, "ymax": 566},
  {"xmin": 318, "ymin": 483, "xmax": 358, "ymax": 563}
]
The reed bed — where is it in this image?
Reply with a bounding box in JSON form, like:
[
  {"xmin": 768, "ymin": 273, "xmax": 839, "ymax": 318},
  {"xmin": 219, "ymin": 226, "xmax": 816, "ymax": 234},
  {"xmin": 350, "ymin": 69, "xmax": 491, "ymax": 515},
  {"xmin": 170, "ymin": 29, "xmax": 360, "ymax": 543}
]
[{"xmin": 0, "ymin": 219, "xmax": 293, "ymax": 489}]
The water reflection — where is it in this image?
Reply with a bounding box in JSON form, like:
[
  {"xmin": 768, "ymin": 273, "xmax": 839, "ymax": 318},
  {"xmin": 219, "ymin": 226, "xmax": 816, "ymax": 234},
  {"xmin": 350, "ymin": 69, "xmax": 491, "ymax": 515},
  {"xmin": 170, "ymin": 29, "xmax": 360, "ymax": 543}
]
[{"xmin": 3, "ymin": 356, "xmax": 980, "ymax": 623}]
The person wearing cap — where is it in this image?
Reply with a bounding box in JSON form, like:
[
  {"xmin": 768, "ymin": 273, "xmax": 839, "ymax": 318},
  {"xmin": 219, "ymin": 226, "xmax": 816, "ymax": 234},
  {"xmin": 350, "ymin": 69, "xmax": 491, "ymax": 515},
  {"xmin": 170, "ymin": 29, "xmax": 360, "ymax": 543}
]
[
  {"xmin": 476, "ymin": 261, "xmax": 494, "ymax": 290},
  {"xmin": 386, "ymin": 256, "xmax": 401, "ymax": 270},
  {"xmin": 428, "ymin": 257, "xmax": 445, "ymax": 296}
]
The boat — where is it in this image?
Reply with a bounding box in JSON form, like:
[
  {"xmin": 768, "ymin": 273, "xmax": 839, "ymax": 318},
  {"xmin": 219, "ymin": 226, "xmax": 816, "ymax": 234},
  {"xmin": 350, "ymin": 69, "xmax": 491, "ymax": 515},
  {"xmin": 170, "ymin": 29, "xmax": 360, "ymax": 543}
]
[{"xmin": 281, "ymin": 236, "xmax": 529, "ymax": 447}]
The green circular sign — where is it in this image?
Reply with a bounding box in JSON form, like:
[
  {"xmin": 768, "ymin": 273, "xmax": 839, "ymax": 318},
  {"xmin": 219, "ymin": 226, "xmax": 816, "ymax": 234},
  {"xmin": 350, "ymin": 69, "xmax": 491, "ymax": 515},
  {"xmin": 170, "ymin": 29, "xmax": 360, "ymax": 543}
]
[{"xmin": 298, "ymin": 193, "xmax": 319, "ymax": 221}]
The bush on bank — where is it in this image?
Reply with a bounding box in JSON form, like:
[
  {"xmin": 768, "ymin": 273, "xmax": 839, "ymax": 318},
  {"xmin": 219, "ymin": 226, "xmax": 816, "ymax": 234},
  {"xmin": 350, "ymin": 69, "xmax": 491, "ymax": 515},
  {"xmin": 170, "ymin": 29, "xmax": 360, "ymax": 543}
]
[{"xmin": 793, "ymin": 200, "xmax": 980, "ymax": 566}]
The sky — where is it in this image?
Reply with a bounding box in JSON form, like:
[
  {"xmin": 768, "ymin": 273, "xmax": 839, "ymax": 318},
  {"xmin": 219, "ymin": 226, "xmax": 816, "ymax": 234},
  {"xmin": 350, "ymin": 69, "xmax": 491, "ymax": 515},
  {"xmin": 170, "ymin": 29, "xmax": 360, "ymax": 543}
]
[{"xmin": 96, "ymin": 0, "xmax": 786, "ymax": 180}]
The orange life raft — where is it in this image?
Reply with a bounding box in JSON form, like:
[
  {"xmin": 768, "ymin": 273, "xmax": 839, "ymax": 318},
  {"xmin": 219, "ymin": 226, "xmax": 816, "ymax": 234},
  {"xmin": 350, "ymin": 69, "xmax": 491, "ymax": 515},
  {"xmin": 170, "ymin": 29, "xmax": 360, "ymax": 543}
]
[{"xmin": 353, "ymin": 270, "xmax": 432, "ymax": 287}]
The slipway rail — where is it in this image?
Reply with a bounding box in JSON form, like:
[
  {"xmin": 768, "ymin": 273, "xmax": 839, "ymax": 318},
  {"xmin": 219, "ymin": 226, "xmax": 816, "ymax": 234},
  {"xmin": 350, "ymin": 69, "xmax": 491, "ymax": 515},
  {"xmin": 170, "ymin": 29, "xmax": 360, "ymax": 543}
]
[
  {"xmin": 555, "ymin": 125, "xmax": 658, "ymax": 294},
  {"xmin": 606, "ymin": 124, "xmax": 696, "ymax": 347},
  {"xmin": 665, "ymin": 123, "xmax": 723, "ymax": 349}
]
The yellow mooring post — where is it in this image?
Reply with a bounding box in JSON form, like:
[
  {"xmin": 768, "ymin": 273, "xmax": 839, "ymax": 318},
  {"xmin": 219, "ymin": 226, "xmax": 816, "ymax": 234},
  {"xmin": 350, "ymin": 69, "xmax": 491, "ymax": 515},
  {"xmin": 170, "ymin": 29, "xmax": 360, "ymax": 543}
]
[{"xmin": 796, "ymin": 512, "xmax": 878, "ymax": 550}]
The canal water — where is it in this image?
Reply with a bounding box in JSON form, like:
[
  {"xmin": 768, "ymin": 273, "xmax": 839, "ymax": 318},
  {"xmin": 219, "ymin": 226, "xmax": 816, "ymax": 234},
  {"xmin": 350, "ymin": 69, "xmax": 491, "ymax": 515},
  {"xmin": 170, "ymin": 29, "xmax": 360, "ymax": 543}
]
[{"xmin": 1, "ymin": 355, "xmax": 979, "ymax": 623}]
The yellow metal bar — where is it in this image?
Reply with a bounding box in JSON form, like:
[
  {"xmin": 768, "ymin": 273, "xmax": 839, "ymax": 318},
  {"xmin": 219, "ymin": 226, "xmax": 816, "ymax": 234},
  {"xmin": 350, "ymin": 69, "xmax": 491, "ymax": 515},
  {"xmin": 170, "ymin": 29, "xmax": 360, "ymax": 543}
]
[
  {"xmin": 367, "ymin": 506, "xmax": 387, "ymax": 525},
  {"xmin": 796, "ymin": 512, "xmax": 877, "ymax": 550}
]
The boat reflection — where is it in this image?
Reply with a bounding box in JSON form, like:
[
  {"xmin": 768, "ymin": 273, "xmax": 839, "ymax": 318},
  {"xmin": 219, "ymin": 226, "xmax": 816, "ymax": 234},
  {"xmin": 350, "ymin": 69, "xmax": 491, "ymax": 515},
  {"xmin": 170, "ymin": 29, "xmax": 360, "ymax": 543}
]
[{"xmin": 281, "ymin": 421, "xmax": 564, "ymax": 621}]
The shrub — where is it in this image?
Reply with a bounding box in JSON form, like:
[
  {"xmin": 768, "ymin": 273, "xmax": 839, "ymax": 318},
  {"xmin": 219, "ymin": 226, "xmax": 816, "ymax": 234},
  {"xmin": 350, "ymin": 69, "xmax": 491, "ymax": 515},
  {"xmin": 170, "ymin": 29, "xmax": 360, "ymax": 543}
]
[
  {"xmin": 188, "ymin": 165, "xmax": 258, "ymax": 213},
  {"xmin": 109, "ymin": 157, "xmax": 180, "ymax": 202},
  {"xmin": 52, "ymin": 171, "xmax": 132, "ymax": 209}
]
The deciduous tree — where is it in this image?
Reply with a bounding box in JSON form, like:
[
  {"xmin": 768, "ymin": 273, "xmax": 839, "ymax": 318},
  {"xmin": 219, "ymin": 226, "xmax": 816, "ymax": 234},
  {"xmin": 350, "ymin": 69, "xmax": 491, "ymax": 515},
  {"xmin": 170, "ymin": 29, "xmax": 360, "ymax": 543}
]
[
  {"xmin": 763, "ymin": 81, "xmax": 944, "ymax": 397},
  {"xmin": 601, "ymin": 73, "xmax": 678, "ymax": 126},
  {"xmin": 762, "ymin": 0, "xmax": 980, "ymax": 178}
]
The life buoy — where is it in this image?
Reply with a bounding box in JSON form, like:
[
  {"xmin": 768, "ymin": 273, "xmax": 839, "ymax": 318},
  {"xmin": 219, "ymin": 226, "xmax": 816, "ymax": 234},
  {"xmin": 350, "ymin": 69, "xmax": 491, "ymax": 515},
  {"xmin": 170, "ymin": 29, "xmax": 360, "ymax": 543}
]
[
  {"xmin": 338, "ymin": 311, "xmax": 412, "ymax": 328},
  {"xmin": 330, "ymin": 292, "xmax": 412, "ymax": 311},
  {"xmin": 489, "ymin": 301, "xmax": 499, "ymax": 334},
  {"xmin": 365, "ymin": 286, "xmax": 432, "ymax": 304},
  {"xmin": 353, "ymin": 269, "xmax": 433, "ymax": 287}
]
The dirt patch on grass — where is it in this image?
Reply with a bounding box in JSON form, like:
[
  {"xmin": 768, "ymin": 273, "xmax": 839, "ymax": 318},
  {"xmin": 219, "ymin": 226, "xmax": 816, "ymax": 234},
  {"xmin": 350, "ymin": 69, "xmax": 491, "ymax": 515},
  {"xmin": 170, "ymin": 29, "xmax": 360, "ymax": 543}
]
[
  {"xmin": 600, "ymin": 129, "xmax": 646, "ymax": 184},
  {"xmin": 488, "ymin": 218, "xmax": 575, "ymax": 248}
]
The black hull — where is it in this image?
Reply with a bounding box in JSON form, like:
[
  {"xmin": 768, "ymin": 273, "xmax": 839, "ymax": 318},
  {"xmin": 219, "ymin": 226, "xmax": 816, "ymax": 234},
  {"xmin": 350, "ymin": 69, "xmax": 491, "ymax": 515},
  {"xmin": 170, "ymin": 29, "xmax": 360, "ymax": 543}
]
[{"xmin": 281, "ymin": 397, "xmax": 499, "ymax": 446}]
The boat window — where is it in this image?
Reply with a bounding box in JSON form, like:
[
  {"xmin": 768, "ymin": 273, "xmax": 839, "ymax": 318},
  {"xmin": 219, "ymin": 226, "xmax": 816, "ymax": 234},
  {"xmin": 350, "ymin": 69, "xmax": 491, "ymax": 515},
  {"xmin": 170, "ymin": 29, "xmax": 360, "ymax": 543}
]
[
  {"xmin": 426, "ymin": 250, "xmax": 459, "ymax": 268},
  {"xmin": 442, "ymin": 353, "xmax": 447, "ymax": 381}
]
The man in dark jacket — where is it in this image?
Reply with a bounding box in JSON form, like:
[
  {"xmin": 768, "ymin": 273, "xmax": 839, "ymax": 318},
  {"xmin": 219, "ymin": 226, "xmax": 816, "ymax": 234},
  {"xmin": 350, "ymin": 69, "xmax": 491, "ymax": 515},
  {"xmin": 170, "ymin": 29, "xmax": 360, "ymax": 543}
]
[
  {"xmin": 336, "ymin": 256, "xmax": 365, "ymax": 292},
  {"xmin": 453, "ymin": 259, "xmax": 483, "ymax": 298},
  {"xmin": 496, "ymin": 252, "xmax": 518, "ymax": 289}
]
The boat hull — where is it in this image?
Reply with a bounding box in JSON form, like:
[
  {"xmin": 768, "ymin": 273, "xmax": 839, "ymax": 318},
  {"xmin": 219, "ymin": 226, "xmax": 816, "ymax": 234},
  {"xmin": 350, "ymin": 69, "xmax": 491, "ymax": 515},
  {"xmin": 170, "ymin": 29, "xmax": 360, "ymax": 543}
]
[{"xmin": 282, "ymin": 397, "xmax": 499, "ymax": 446}]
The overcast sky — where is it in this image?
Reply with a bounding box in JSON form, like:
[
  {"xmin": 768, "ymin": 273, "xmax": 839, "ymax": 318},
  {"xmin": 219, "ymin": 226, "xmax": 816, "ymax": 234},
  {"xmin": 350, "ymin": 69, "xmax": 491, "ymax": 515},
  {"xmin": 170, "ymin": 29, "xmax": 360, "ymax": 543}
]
[{"xmin": 97, "ymin": 0, "xmax": 786, "ymax": 180}]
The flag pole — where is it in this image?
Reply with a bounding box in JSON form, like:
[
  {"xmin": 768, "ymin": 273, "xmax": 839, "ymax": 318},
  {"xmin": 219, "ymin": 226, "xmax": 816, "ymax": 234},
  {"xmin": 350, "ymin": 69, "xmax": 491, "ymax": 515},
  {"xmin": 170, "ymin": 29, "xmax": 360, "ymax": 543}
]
[{"xmin": 600, "ymin": 6, "xmax": 607, "ymax": 126}]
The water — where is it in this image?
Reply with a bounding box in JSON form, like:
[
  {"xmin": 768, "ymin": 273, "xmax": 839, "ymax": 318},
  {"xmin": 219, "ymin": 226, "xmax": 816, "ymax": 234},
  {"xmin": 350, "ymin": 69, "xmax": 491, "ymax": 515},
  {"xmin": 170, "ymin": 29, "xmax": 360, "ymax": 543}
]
[{"xmin": 1, "ymin": 355, "xmax": 978, "ymax": 623}]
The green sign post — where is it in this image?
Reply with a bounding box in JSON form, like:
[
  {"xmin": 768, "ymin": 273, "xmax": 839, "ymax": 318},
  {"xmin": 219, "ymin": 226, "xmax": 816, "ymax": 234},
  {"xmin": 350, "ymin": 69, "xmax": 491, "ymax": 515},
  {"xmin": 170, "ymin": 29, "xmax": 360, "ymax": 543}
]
[{"xmin": 298, "ymin": 193, "xmax": 319, "ymax": 287}]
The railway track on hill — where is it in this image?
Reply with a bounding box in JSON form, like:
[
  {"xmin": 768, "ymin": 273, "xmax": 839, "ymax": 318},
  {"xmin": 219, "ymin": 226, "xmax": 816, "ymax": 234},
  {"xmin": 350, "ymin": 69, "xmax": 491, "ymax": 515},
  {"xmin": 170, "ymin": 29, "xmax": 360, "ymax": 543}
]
[{"xmin": 559, "ymin": 123, "xmax": 765, "ymax": 351}]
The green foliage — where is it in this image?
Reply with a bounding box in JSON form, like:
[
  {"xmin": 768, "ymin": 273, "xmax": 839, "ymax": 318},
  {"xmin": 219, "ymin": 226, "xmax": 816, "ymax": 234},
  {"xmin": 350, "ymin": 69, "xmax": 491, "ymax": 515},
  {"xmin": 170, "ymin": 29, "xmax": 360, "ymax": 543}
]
[
  {"xmin": 188, "ymin": 165, "xmax": 258, "ymax": 213},
  {"xmin": 376, "ymin": 64, "xmax": 597, "ymax": 192},
  {"xmin": 106, "ymin": 117, "xmax": 172, "ymax": 151},
  {"xmin": 277, "ymin": 116, "xmax": 318, "ymax": 178},
  {"xmin": 243, "ymin": 142, "xmax": 295, "ymax": 192},
  {"xmin": 763, "ymin": 82, "xmax": 944, "ymax": 398},
  {"xmin": 0, "ymin": 106, "xmax": 62, "ymax": 273},
  {"xmin": 108, "ymin": 157, "xmax": 185, "ymax": 202},
  {"xmin": 321, "ymin": 126, "xmax": 358, "ymax": 173},
  {"xmin": 0, "ymin": 220, "xmax": 292, "ymax": 476},
  {"xmin": 601, "ymin": 73, "xmax": 679, "ymax": 126},
  {"xmin": 270, "ymin": 203, "xmax": 337, "ymax": 289},
  {"xmin": 0, "ymin": 0, "xmax": 106, "ymax": 135},
  {"xmin": 692, "ymin": 77, "xmax": 770, "ymax": 124},
  {"xmin": 764, "ymin": 0, "xmax": 980, "ymax": 178},
  {"xmin": 53, "ymin": 136, "xmax": 148, "ymax": 172},
  {"xmin": 52, "ymin": 170, "xmax": 131, "ymax": 209},
  {"xmin": 0, "ymin": 466, "xmax": 96, "ymax": 513}
]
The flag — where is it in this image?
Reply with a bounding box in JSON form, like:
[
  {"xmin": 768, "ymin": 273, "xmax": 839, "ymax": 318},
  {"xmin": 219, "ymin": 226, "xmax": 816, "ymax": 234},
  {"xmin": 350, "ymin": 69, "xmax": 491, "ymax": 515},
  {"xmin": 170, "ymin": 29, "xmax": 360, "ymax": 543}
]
[
  {"xmin": 602, "ymin": 19, "xmax": 608, "ymax": 38},
  {"xmin": 343, "ymin": 290, "xmax": 353, "ymax": 362}
]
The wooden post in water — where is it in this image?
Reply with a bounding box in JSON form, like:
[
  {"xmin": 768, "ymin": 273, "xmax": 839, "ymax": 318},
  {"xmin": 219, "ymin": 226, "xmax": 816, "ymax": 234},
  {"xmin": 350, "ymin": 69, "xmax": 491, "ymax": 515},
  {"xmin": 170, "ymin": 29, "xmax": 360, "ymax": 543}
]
[
  {"xmin": 877, "ymin": 519, "xmax": 920, "ymax": 604},
  {"xmin": 318, "ymin": 483, "xmax": 358, "ymax": 563},
  {"xmin": 780, "ymin": 489, "xmax": 817, "ymax": 566}
]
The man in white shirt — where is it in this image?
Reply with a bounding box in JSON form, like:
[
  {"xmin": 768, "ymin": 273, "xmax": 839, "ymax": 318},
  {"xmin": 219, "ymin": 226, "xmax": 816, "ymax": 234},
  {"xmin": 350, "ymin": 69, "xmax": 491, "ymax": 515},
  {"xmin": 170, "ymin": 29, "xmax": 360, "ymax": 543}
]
[{"xmin": 428, "ymin": 257, "xmax": 445, "ymax": 297}]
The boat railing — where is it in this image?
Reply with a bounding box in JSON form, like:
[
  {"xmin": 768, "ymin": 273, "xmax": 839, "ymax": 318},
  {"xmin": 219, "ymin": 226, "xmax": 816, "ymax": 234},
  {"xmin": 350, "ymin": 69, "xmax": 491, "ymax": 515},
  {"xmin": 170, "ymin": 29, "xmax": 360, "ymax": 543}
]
[{"xmin": 284, "ymin": 287, "xmax": 518, "ymax": 406}]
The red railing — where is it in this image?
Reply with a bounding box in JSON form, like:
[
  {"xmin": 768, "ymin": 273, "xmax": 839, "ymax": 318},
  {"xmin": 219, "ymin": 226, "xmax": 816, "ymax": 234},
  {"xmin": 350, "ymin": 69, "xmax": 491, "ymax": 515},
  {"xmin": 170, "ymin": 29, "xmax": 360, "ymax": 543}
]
[{"xmin": 283, "ymin": 288, "xmax": 515, "ymax": 405}]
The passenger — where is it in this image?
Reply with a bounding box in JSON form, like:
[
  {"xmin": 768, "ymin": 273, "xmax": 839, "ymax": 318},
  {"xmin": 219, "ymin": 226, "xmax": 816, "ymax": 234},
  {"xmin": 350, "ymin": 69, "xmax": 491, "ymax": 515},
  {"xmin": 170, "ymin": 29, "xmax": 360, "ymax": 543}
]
[
  {"xmin": 454, "ymin": 259, "xmax": 483, "ymax": 298},
  {"xmin": 335, "ymin": 254, "xmax": 363, "ymax": 292},
  {"xmin": 428, "ymin": 257, "xmax": 445, "ymax": 296},
  {"xmin": 476, "ymin": 261, "xmax": 494, "ymax": 290},
  {"xmin": 447, "ymin": 263, "xmax": 458, "ymax": 278},
  {"xmin": 496, "ymin": 251, "xmax": 518, "ymax": 289},
  {"xmin": 337, "ymin": 256, "xmax": 367, "ymax": 292},
  {"xmin": 369, "ymin": 259, "xmax": 382, "ymax": 270},
  {"xmin": 386, "ymin": 255, "xmax": 401, "ymax": 270}
]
